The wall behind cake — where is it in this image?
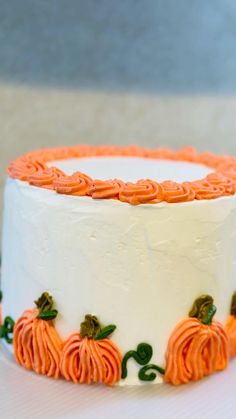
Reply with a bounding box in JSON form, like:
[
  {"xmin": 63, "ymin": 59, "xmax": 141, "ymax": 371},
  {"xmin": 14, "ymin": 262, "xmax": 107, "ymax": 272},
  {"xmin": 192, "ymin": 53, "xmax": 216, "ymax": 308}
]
[{"xmin": 1, "ymin": 0, "xmax": 236, "ymax": 229}]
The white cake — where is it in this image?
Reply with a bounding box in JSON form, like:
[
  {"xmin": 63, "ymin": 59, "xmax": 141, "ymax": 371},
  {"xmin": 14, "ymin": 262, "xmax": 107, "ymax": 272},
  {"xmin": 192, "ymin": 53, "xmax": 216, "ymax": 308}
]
[{"xmin": 1, "ymin": 145, "xmax": 236, "ymax": 386}]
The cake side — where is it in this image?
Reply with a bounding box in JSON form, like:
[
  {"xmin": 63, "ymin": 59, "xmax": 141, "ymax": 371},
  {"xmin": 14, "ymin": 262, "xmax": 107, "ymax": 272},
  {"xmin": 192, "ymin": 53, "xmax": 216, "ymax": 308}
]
[{"xmin": 2, "ymin": 176, "xmax": 236, "ymax": 385}]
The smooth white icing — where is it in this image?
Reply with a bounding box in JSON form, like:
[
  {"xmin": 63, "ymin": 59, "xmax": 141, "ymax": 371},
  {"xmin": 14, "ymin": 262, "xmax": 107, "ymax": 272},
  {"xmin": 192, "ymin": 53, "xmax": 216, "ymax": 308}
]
[
  {"xmin": 48, "ymin": 156, "xmax": 212, "ymax": 182},
  {"xmin": 2, "ymin": 159, "xmax": 236, "ymax": 385}
]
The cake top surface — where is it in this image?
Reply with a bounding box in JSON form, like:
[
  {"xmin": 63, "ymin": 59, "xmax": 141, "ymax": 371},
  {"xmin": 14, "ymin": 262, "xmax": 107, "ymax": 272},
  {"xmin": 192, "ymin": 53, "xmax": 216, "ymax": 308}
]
[
  {"xmin": 48, "ymin": 157, "xmax": 211, "ymax": 183},
  {"xmin": 7, "ymin": 145, "xmax": 236, "ymax": 205}
]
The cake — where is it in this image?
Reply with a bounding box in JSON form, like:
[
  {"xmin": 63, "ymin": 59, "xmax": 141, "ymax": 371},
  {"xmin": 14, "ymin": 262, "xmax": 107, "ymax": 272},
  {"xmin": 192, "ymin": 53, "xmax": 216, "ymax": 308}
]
[{"xmin": 1, "ymin": 145, "xmax": 236, "ymax": 386}]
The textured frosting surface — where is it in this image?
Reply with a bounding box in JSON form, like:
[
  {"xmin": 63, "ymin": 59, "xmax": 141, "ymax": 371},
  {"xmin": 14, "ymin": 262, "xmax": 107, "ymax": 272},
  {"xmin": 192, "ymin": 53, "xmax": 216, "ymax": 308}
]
[{"xmin": 2, "ymin": 171, "xmax": 236, "ymax": 385}]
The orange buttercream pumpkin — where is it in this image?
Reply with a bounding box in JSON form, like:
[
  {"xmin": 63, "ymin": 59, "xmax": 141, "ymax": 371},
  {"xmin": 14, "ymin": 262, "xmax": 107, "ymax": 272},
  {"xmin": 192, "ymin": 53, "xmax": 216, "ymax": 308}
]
[
  {"xmin": 60, "ymin": 315, "xmax": 122, "ymax": 386},
  {"xmin": 164, "ymin": 295, "xmax": 229, "ymax": 385},
  {"xmin": 225, "ymin": 292, "xmax": 236, "ymax": 357},
  {"xmin": 13, "ymin": 292, "xmax": 62, "ymax": 378}
]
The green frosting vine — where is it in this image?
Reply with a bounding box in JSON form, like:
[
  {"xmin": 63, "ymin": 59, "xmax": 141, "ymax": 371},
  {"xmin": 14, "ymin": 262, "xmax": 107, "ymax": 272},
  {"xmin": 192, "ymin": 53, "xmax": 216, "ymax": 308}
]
[
  {"xmin": 230, "ymin": 292, "xmax": 236, "ymax": 316},
  {"xmin": 80, "ymin": 314, "xmax": 116, "ymax": 340},
  {"xmin": 122, "ymin": 343, "xmax": 165, "ymax": 382},
  {"xmin": 189, "ymin": 295, "xmax": 216, "ymax": 325},
  {"xmin": 35, "ymin": 292, "xmax": 58, "ymax": 321},
  {"xmin": 0, "ymin": 290, "xmax": 2, "ymax": 303},
  {"xmin": 121, "ymin": 343, "xmax": 153, "ymax": 379},
  {"xmin": 0, "ymin": 316, "xmax": 15, "ymax": 344},
  {"xmin": 138, "ymin": 364, "xmax": 165, "ymax": 381}
]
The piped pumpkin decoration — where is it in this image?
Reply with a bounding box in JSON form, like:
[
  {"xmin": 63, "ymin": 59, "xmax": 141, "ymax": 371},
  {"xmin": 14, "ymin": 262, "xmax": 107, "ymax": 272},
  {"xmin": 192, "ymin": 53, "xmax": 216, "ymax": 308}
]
[
  {"xmin": 225, "ymin": 292, "xmax": 236, "ymax": 357},
  {"xmin": 164, "ymin": 295, "xmax": 229, "ymax": 385},
  {"xmin": 60, "ymin": 314, "xmax": 122, "ymax": 386},
  {"xmin": 13, "ymin": 292, "xmax": 62, "ymax": 378}
]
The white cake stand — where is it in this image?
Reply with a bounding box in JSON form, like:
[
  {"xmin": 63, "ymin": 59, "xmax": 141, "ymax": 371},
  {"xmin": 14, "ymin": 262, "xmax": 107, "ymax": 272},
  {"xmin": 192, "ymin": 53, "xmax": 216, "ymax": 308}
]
[{"xmin": 0, "ymin": 342, "xmax": 236, "ymax": 419}]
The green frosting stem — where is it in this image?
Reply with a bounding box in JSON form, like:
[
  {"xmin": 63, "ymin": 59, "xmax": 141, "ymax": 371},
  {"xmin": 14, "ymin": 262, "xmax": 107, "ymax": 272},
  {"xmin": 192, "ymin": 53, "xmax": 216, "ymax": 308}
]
[
  {"xmin": 121, "ymin": 343, "xmax": 153, "ymax": 379},
  {"xmin": 34, "ymin": 292, "xmax": 58, "ymax": 321},
  {"xmin": 35, "ymin": 292, "xmax": 54, "ymax": 312},
  {"xmin": 0, "ymin": 290, "xmax": 2, "ymax": 303},
  {"xmin": 80, "ymin": 314, "xmax": 101, "ymax": 339},
  {"xmin": 189, "ymin": 295, "xmax": 217, "ymax": 325},
  {"xmin": 0, "ymin": 316, "xmax": 15, "ymax": 344},
  {"xmin": 138, "ymin": 364, "xmax": 165, "ymax": 381},
  {"xmin": 80, "ymin": 315, "xmax": 117, "ymax": 340},
  {"xmin": 230, "ymin": 292, "xmax": 236, "ymax": 316}
]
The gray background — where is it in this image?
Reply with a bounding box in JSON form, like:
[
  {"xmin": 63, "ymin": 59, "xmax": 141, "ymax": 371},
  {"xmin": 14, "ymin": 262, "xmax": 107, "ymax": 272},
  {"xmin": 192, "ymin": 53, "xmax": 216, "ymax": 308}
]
[{"xmin": 1, "ymin": 0, "xmax": 236, "ymax": 224}]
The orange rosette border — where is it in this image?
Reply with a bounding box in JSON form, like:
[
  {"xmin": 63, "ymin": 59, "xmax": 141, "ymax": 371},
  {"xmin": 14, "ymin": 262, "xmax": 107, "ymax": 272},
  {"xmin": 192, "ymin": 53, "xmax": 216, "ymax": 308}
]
[{"xmin": 7, "ymin": 145, "xmax": 236, "ymax": 205}]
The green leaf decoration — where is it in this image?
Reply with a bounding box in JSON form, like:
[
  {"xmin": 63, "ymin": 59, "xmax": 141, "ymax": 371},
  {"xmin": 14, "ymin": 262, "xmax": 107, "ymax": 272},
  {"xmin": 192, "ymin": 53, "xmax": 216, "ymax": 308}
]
[
  {"xmin": 0, "ymin": 290, "xmax": 2, "ymax": 303},
  {"xmin": 189, "ymin": 295, "xmax": 216, "ymax": 325},
  {"xmin": 0, "ymin": 316, "xmax": 15, "ymax": 344},
  {"xmin": 0, "ymin": 326, "xmax": 5, "ymax": 339},
  {"xmin": 35, "ymin": 292, "xmax": 54, "ymax": 312},
  {"xmin": 230, "ymin": 292, "xmax": 236, "ymax": 316},
  {"xmin": 80, "ymin": 314, "xmax": 101, "ymax": 339},
  {"xmin": 95, "ymin": 325, "xmax": 116, "ymax": 340},
  {"xmin": 37, "ymin": 309, "xmax": 58, "ymax": 320},
  {"xmin": 138, "ymin": 364, "xmax": 165, "ymax": 381},
  {"xmin": 122, "ymin": 343, "xmax": 153, "ymax": 379}
]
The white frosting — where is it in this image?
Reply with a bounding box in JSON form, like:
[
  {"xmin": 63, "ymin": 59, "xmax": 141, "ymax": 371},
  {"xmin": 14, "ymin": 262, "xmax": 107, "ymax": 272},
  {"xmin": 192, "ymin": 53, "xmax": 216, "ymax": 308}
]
[
  {"xmin": 48, "ymin": 156, "xmax": 212, "ymax": 182},
  {"xmin": 2, "ymin": 158, "xmax": 236, "ymax": 385}
]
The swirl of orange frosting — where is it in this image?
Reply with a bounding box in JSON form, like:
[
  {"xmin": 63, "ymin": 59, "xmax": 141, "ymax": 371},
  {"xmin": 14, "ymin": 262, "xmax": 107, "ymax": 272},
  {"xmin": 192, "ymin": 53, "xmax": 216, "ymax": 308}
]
[
  {"xmin": 7, "ymin": 158, "xmax": 47, "ymax": 181},
  {"xmin": 184, "ymin": 180, "xmax": 225, "ymax": 200},
  {"xmin": 89, "ymin": 179, "xmax": 124, "ymax": 199},
  {"xmin": 145, "ymin": 147, "xmax": 175, "ymax": 160},
  {"xmin": 172, "ymin": 146, "xmax": 199, "ymax": 162},
  {"xmin": 206, "ymin": 172, "xmax": 236, "ymax": 195},
  {"xmin": 161, "ymin": 181, "xmax": 195, "ymax": 203},
  {"xmin": 13, "ymin": 308, "xmax": 62, "ymax": 378},
  {"xmin": 119, "ymin": 180, "xmax": 164, "ymax": 205},
  {"xmin": 53, "ymin": 171, "xmax": 92, "ymax": 196},
  {"xmin": 164, "ymin": 317, "xmax": 229, "ymax": 385},
  {"xmin": 196, "ymin": 152, "xmax": 222, "ymax": 168},
  {"xmin": 218, "ymin": 161, "xmax": 236, "ymax": 181},
  {"xmin": 60, "ymin": 332, "xmax": 122, "ymax": 386},
  {"xmin": 29, "ymin": 167, "xmax": 65, "ymax": 189}
]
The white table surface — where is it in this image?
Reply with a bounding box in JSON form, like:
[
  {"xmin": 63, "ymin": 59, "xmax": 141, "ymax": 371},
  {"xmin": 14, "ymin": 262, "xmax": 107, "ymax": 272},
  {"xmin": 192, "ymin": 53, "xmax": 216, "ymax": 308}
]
[{"xmin": 0, "ymin": 342, "xmax": 236, "ymax": 419}]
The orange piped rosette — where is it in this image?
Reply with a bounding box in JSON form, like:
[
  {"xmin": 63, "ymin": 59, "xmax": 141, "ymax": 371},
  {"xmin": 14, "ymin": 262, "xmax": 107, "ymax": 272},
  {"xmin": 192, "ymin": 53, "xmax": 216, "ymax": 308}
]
[
  {"xmin": 53, "ymin": 171, "xmax": 92, "ymax": 196},
  {"xmin": 8, "ymin": 158, "xmax": 47, "ymax": 181},
  {"xmin": 28, "ymin": 167, "xmax": 65, "ymax": 189},
  {"xmin": 164, "ymin": 295, "xmax": 229, "ymax": 385},
  {"xmin": 13, "ymin": 292, "xmax": 62, "ymax": 379},
  {"xmin": 184, "ymin": 180, "xmax": 225, "ymax": 200},
  {"xmin": 60, "ymin": 314, "xmax": 122, "ymax": 386},
  {"xmin": 7, "ymin": 145, "xmax": 236, "ymax": 205},
  {"xmin": 89, "ymin": 179, "xmax": 124, "ymax": 199},
  {"xmin": 225, "ymin": 292, "xmax": 236, "ymax": 358},
  {"xmin": 161, "ymin": 180, "xmax": 195, "ymax": 203},
  {"xmin": 206, "ymin": 173, "xmax": 236, "ymax": 195},
  {"xmin": 119, "ymin": 179, "xmax": 163, "ymax": 205}
]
